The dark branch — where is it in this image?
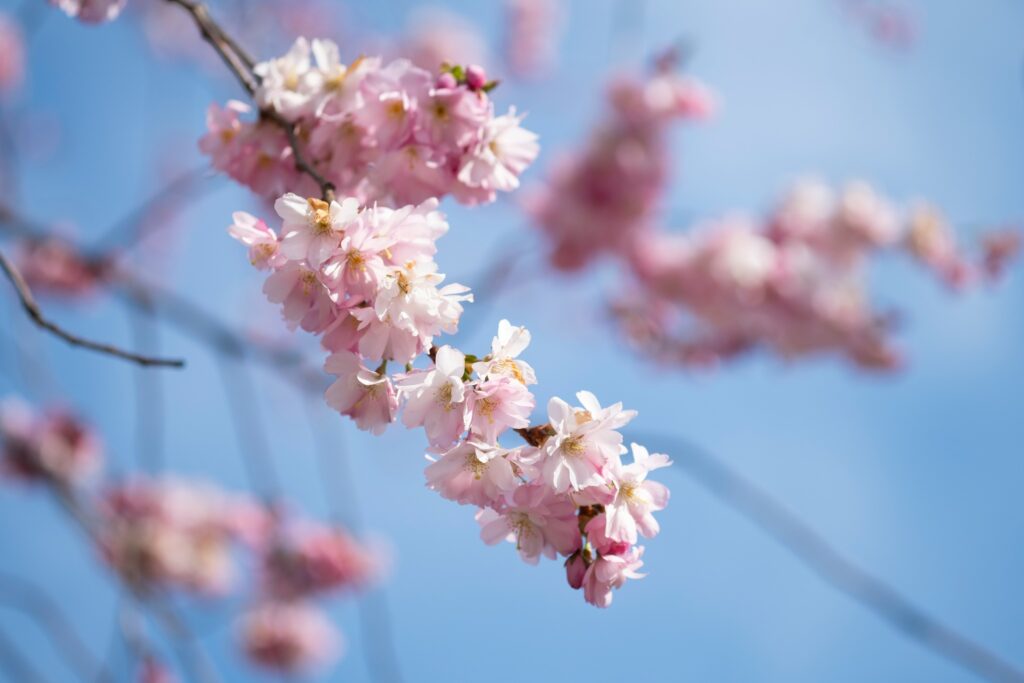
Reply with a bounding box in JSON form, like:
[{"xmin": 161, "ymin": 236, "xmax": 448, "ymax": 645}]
[
  {"xmin": 0, "ymin": 250, "xmax": 185, "ymax": 368},
  {"xmin": 163, "ymin": 0, "xmax": 336, "ymax": 200}
]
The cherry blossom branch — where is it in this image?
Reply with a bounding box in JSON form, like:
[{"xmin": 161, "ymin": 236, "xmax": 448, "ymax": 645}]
[
  {"xmin": 163, "ymin": 0, "xmax": 337, "ymax": 200},
  {"xmin": 0, "ymin": 250, "xmax": 185, "ymax": 369},
  {"xmin": 634, "ymin": 431, "xmax": 1024, "ymax": 683},
  {"xmin": 0, "ymin": 572, "xmax": 116, "ymax": 683}
]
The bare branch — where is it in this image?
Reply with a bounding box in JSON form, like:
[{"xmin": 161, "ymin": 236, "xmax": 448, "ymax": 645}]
[
  {"xmin": 0, "ymin": 250, "xmax": 185, "ymax": 369},
  {"xmin": 0, "ymin": 572, "xmax": 116, "ymax": 683},
  {"xmin": 162, "ymin": 0, "xmax": 336, "ymax": 200},
  {"xmin": 162, "ymin": 0, "xmax": 257, "ymax": 96},
  {"xmin": 633, "ymin": 431, "xmax": 1024, "ymax": 683}
]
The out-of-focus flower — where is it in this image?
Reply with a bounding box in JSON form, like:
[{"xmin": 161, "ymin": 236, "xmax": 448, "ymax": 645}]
[
  {"xmin": 0, "ymin": 398, "xmax": 102, "ymax": 485},
  {"xmin": 239, "ymin": 602, "xmax": 339, "ymax": 673},
  {"xmin": 97, "ymin": 478, "xmax": 264, "ymax": 594},
  {"xmin": 612, "ymin": 179, "xmax": 1019, "ymax": 370},
  {"xmin": 503, "ymin": 0, "xmax": 563, "ymax": 78},
  {"xmin": 261, "ymin": 522, "xmax": 378, "ymax": 600},
  {"xmin": 397, "ymin": 7, "xmax": 489, "ymax": 73},
  {"xmin": 0, "ymin": 13, "xmax": 25, "ymax": 97},
  {"xmin": 528, "ymin": 63, "xmax": 714, "ymax": 270},
  {"xmin": 49, "ymin": 0, "xmax": 126, "ymax": 24},
  {"xmin": 17, "ymin": 237, "xmax": 107, "ymax": 298}
]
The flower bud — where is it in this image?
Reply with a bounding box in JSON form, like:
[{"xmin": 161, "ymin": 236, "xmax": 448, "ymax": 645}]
[
  {"xmin": 465, "ymin": 64, "xmax": 487, "ymax": 90},
  {"xmin": 564, "ymin": 551, "xmax": 586, "ymax": 590},
  {"xmin": 435, "ymin": 72, "xmax": 458, "ymax": 90}
]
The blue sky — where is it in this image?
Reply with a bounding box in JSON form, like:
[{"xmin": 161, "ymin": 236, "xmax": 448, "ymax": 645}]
[{"xmin": 1, "ymin": 0, "xmax": 1022, "ymax": 681}]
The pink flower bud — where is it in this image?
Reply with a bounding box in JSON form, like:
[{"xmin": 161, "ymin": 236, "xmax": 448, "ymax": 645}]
[
  {"xmin": 565, "ymin": 552, "xmax": 586, "ymax": 590},
  {"xmin": 465, "ymin": 64, "xmax": 487, "ymax": 90},
  {"xmin": 435, "ymin": 72, "xmax": 458, "ymax": 90}
]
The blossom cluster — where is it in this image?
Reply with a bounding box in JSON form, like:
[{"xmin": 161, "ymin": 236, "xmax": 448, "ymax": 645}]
[
  {"xmin": 1, "ymin": 398, "xmax": 377, "ymax": 673},
  {"xmin": 98, "ymin": 478, "xmax": 377, "ymax": 671},
  {"xmin": 48, "ymin": 0, "xmax": 125, "ymax": 24},
  {"xmin": 232, "ymin": 196, "xmax": 671, "ymax": 607},
  {"xmin": 529, "ymin": 59, "xmax": 1018, "ymax": 369},
  {"xmin": 201, "ymin": 37, "xmax": 539, "ymax": 207},
  {"xmin": 526, "ymin": 59, "xmax": 715, "ymax": 270},
  {"xmin": 618, "ymin": 180, "xmax": 1020, "ymax": 369},
  {"xmin": 0, "ymin": 397, "xmax": 101, "ymax": 484},
  {"xmin": 97, "ymin": 478, "xmax": 262, "ymax": 594}
]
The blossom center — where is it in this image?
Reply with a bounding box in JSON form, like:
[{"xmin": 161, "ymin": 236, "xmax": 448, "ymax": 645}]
[
  {"xmin": 436, "ymin": 382, "xmax": 454, "ymax": 408},
  {"xmin": 561, "ymin": 435, "xmax": 585, "ymax": 457},
  {"xmin": 307, "ymin": 198, "xmax": 333, "ymax": 235},
  {"xmin": 492, "ymin": 358, "xmax": 524, "ymax": 383},
  {"xmin": 346, "ymin": 249, "xmax": 366, "ymax": 271},
  {"xmin": 463, "ymin": 453, "xmax": 487, "ymax": 480}
]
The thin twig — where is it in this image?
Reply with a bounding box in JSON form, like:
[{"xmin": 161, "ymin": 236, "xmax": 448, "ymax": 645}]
[
  {"xmin": 162, "ymin": 0, "xmax": 258, "ymax": 95},
  {"xmin": 162, "ymin": 0, "xmax": 336, "ymax": 200},
  {"xmin": 631, "ymin": 431, "xmax": 1024, "ymax": 683},
  {"xmin": 0, "ymin": 625, "xmax": 51, "ymax": 683},
  {"xmin": 127, "ymin": 292, "xmax": 166, "ymax": 471},
  {"xmin": 0, "ymin": 250, "xmax": 185, "ymax": 368},
  {"xmin": 304, "ymin": 400, "xmax": 404, "ymax": 683},
  {"xmin": 89, "ymin": 166, "xmax": 212, "ymax": 253},
  {"xmin": 216, "ymin": 358, "xmax": 282, "ymax": 501},
  {"xmin": 0, "ymin": 573, "xmax": 115, "ymax": 683}
]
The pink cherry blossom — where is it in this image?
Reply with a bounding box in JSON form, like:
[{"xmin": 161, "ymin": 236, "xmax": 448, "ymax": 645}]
[
  {"xmin": 458, "ymin": 108, "xmax": 540, "ymax": 196},
  {"xmin": 324, "ymin": 351, "xmax": 398, "ymax": 435},
  {"xmin": 276, "ymin": 193, "xmax": 360, "ymax": 268},
  {"xmin": 472, "ymin": 318, "xmax": 537, "ymax": 385},
  {"xmin": 541, "ymin": 391, "xmax": 636, "ymax": 493},
  {"xmin": 399, "ymin": 345, "xmax": 470, "ymax": 448},
  {"xmin": 604, "ymin": 443, "xmax": 672, "ymax": 544},
  {"xmin": 263, "ymin": 262, "xmax": 336, "ymax": 333},
  {"xmin": 467, "ymin": 376, "xmax": 535, "ymax": 443},
  {"xmin": 476, "ymin": 483, "xmax": 581, "ymax": 564},
  {"xmin": 581, "ymin": 544, "xmax": 645, "ymax": 608},
  {"xmin": 228, "ymin": 212, "xmax": 285, "ymax": 270},
  {"xmin": 425, "ymin": 440, "xmax": 519, "ymax": 507}
]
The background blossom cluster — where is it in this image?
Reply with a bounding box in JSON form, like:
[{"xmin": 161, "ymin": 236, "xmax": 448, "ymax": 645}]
[
  {"xmin": 529, "ymin": 59, "xmax": 1019, "ymax": 369},
  {"xmin": 0, "ymin": 399, "xmax": 378, "ymax": 673}
]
